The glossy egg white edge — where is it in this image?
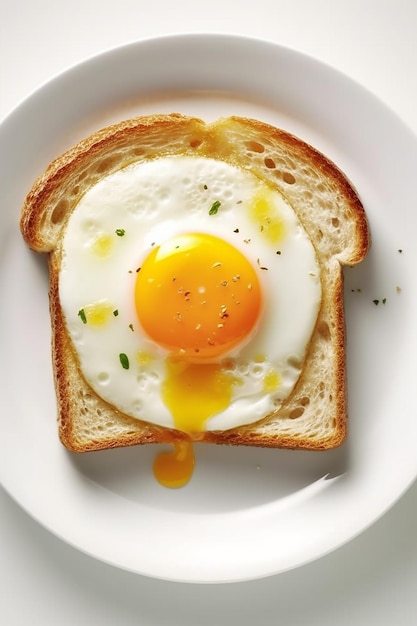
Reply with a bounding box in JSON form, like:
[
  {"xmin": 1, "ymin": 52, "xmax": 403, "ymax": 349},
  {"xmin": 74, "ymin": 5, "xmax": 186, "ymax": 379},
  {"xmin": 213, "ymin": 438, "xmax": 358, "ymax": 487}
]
[{"xmin": 59, "ymin": 155, "xmax": 321, "ymax": 431}]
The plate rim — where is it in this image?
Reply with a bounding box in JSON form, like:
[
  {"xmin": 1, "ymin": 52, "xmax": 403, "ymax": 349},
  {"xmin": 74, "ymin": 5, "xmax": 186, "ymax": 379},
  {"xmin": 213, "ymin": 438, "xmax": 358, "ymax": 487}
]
[{"xmin": 1, "ymin": 32, "xmax": 417, "ymax": 584}]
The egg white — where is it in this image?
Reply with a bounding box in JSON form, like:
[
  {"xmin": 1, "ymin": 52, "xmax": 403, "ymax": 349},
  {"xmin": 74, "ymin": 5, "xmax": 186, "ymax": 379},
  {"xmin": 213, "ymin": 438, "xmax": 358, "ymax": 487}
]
[{"xmin": 59, "ymin": 156, "xmax": 321, "ymax": 431}]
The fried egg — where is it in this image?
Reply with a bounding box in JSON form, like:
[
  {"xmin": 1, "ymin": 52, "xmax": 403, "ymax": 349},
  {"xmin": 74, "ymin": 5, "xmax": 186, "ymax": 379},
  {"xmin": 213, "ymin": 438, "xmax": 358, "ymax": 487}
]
[{"xmin": 59, "ymin": 155, "xmax": 321, "ymax": 487}]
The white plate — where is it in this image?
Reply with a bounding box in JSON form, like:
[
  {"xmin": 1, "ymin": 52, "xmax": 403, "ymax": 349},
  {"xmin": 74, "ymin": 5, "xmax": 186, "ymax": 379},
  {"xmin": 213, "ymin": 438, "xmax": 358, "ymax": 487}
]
[{"xmin": 1, "ymin": 34, "xmax": 417, "ymax": 584}]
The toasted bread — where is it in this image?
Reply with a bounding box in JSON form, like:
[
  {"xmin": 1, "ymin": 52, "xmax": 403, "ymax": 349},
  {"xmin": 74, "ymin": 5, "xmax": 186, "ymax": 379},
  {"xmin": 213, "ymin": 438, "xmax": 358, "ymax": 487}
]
[{"xmin": 20, "ymin": 113, "xmax": 370, "ymax": 452}]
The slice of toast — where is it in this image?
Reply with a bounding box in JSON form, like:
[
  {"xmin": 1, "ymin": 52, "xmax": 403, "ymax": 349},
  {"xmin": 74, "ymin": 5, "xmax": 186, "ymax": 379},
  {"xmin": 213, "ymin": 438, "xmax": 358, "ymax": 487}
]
[{"xmin": 20, "ymin": 113, "xmax": 370, "ymax": 452}]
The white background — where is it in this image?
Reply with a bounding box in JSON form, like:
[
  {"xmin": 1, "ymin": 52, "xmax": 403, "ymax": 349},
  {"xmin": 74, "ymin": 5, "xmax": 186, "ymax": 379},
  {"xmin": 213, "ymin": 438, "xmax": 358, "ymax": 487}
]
[{"xmin": 1, "ymin": 1, "xmax": 416, "ymax": 624}]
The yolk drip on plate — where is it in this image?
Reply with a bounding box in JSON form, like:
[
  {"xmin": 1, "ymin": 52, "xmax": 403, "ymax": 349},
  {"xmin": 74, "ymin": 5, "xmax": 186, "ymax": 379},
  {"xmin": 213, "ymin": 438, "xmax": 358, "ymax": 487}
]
[
  {"xmin": 152, "ymin": 440, "xmax": 195, "ymax": 489},
  {"xmin": 135, "ymin": 233, "xmax": 262, "ymax": 488}
]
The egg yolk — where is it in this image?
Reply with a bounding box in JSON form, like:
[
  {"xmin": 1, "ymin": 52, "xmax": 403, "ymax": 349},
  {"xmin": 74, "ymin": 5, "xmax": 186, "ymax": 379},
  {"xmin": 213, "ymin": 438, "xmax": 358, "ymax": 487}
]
[
  {"xmin": 135, "ymin": 232, "xmax": 263, "ymax": 489},
  {"xmin": 135, "ymin": 233, "xmax": 262, "ymax": 359},
  {"xmin": 152, "ymin": 440, "xmax": 195, "ymax": 489}
]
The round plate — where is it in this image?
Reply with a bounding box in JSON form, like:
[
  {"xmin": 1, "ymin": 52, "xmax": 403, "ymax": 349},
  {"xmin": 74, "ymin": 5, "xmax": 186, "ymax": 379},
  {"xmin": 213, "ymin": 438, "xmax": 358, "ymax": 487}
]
[{"xmin": 1, "ymin": 34, "xmax": 416, "ymax": 584}]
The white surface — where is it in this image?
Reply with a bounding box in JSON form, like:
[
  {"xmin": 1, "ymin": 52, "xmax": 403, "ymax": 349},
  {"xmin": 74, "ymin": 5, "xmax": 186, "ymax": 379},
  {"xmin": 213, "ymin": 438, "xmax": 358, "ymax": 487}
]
[
  {"xmin": 1, "ymin": 0, "xmax": 416, "ymax": 622},
  {"xmin": 2, "ymin": 31, "xmax": 417, "ymax": 584}
]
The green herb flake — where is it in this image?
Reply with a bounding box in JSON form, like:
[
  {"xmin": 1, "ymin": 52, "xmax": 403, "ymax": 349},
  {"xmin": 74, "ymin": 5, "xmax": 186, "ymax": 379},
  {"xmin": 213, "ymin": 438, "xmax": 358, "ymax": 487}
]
[
  {"xmin": 382, "ymin": 298, "xmax": 387, "ymax": 304},
  {"xmin": 78, "ymin": 308, "xmax": 87, "ymax": 324},
  {"xmin": 209, "ymin": 200, "xmax": 221, "ymax": 215},
  {"xmin": 115, "ymin": 229, "xmax": 126, "ymax": 237},
  {"xmin": 119, "ymin": 353, "xmax": 130, "ymax": 369},
  {"xmin": 113, "ymin": 309, "xmax": 119, "ymax": 317},
  {"xmin": 129, "ymin": 323, "xmax": 134, "ymax": 332}
]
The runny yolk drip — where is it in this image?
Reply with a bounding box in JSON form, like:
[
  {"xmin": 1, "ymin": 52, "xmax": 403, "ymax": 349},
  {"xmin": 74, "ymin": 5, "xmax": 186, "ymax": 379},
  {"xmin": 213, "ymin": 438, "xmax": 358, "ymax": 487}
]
[
  {"xmin": 134, "ymin": 232, "xmax": 262, "ymax": 488},
  {"xmin": 162, "ymin": 359, "xmax": 240, "ymax": 433},
  {"xmin": 153, "ymin": 359, "xmax": 240, "ymax": 488}
]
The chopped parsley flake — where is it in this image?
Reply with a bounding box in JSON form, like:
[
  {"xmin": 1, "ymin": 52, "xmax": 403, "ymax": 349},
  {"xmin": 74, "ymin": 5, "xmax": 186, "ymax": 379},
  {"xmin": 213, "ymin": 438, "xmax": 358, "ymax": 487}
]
[
  {"xmin": 209, "ymin": 200, "xmax": 221, "ymax": 215},
  {"xmin": 78, "ymin": 308, "xmax": 87, "ymax": 324},
  {"xmin": 129, "ymin": 323, "xmax": 134, "ymax": 332},
  {"xmin": 113, "ymin": 309, "xmax": 119, "ymax": 317},
  {"xmin": 119, "ymin": 353, "xmax": 130, "ymax": 369},
  {"xmin": 115, "ymin": 229, "xmax": 126, "ymax": 237}
]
